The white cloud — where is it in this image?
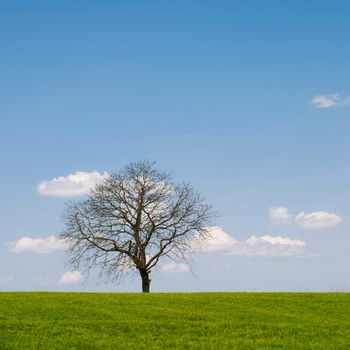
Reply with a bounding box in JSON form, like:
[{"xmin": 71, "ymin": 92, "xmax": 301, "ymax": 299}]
[
  {"xmin": 231, "ymin": 235, "xmax": 306, "ymax": 257},
  {"xmin": 269, "ymin": 206, "xmax": 292, "ymax": 224},
  {"xmin": 0, "ymin": 275, "xmax": 15, "ymax": 285},
  {"xmin": 311, "ymin": 94, "xmax": 350, "ymax": 108},
  {"xmin": 197, "ymin": 227, "xmax": 307, "ymax": 257},
  {"xmin": 10, "ymin": 235, "xmax": 68, "ymax": 254},
  {"xmin": 269, "ymin": 206, "xmax": 342, "ymax": 230},
  {"xmin": 161, "ymin": 262, "xmax": 190, "ymax": 273},
  {"xmin": 37, "ymin": 171, "xmax": 109, "ymax": 198},
  {"xmin": 198, "ymin": 226, "xmax": 238, "ymax": 252},
  {"xmin": 295, "ymin": 211, "xmax": 342, "ymax": 229},
  {"xmin": 59, "ymin": 271, "xmax": 83, "ymax": 285}
]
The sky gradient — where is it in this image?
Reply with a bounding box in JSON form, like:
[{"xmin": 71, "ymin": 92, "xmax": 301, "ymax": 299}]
[{"xmin": 1, "ymin": 0, "xmax": 349, "ymax": 292}]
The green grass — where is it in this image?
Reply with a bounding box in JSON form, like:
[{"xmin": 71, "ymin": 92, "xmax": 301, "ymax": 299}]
[{"xmin": 1, "ymin": 293, "xmax": 349, "ymax": 349}]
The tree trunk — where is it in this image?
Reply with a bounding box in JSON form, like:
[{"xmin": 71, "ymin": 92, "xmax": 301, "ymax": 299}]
[{"xmin": 139, "ymin": 269, "xmax": 151, "ymax": 293}]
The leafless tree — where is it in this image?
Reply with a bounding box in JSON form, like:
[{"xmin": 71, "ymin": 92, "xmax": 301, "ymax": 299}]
[{"xmin": 60, "ymin": 161, "xmax": 215, "ymax": 292}]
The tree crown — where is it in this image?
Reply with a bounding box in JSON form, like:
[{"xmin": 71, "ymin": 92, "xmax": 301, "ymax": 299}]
[{"xmin": 60, "ymin": 161, "xmax": 215, "ymax": 287}]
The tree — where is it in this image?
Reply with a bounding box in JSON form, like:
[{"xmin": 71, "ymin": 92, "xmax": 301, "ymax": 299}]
[{"xmin": 60, "ymin": 160, "xmax": 215, "ymax": 292}]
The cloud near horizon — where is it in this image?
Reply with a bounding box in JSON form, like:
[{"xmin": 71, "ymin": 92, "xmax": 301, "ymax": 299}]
[
  {"xmin": 196, "ymin": 226, "xmax": 307, "ymax": 257},
  {"xmin": 269, "ymin": 206, "xmax": 342, "ymax": 230},
  {"xmin": 58, "ymin": 271, "xmax": 83, "ymax": 285},
  {"xmin": 37, "ymin": 171, "xmax": 109, "ymax": 198},
  {"xmin": 0, "ymin": 275, "xmax": 15, "ymax": 285},
  {"xmin": 311, "ymin": 93, "xmax": 350, "ymax": 108},
  {"xmin": 10, "ymin": 235, "xmax": 68, "ymax": 254},
  {"xmin": 161, "ymin": 262, "xmax": 190, "ymax": 273}
]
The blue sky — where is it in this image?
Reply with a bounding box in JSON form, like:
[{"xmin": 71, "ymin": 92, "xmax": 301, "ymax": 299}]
[{"xmin": 1, "ymin": 0, "xmax": 349, "ymax": 292}]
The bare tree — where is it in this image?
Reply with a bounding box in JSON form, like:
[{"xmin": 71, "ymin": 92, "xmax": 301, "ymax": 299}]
[{"xmin": 60, "ymin": 161, "xmax": 215, "ymax": 292}]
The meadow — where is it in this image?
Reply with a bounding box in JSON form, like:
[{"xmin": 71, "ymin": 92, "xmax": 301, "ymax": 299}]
[{"xmin": 1, "ymin": 292, "xmax": 349, "ymax": 349}]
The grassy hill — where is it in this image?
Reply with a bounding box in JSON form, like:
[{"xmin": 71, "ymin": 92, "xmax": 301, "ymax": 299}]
[{"xmin": 1, "ymin": 292, "xmax": 349, "ymax": 349}]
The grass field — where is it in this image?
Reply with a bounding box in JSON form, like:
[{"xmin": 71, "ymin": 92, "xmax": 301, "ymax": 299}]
[{"xmin": 1, "ymin": 292, "xmax": 349, "ymax": 349}]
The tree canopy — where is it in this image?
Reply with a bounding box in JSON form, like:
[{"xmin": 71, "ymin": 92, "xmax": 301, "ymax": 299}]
[{"xmin": 60, "ymin": 161, "xmax": 215, "ymax": 292}]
